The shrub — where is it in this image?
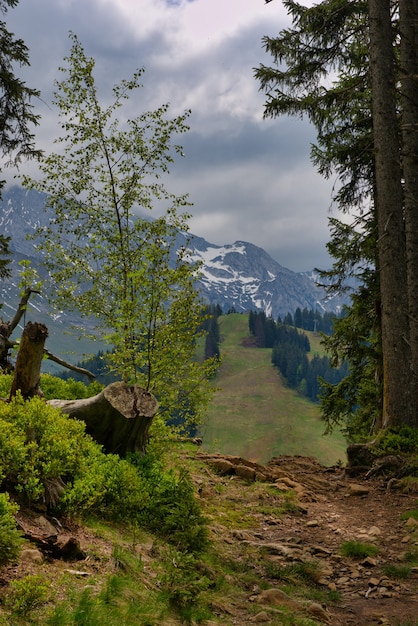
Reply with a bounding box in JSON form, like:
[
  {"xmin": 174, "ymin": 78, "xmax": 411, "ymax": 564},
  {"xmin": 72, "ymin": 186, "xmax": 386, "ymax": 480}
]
[
  {"xmin": 5, "ymin": 574, "xmax": 50, "ymax": 617},
  {"xmin": 382, "ymin": 564, "xmax": 412, "ymax": 580},
  {"xmin": 0, "ymin": 373, "xmax": 12, "ymax": 397},
  {"xmin": 375, "ymin": 426, "xmax": 418, "ymax": 455},
  {"xmin": 0, "ymin": 373, "xmax": 102, "ymax": 400},
  {"xmin": 129, "ymin": 455, "xmax": 208, "ymax": 553},
  {"xmin": 39, "ymin": 373, "xmax": 103, "ymax": 400},
  {"xmin": 0, "ymin": 492, "xmax": 22, "ymax": 565},
  {"xmin": 0, "ymin": 390, "xmax": 208, "ymax": 554},
  {"xmin": 0, "ymin": 394, "xmax": 102, "ymax": 504},
  {"xmin": 0, "ymin": 395, "xmax": 148, "ymax": 518},
  {"xmin": 265, "ymin": 560, "xmax": 323, "ymax": 585},
  {"xmin": 63, "ymin": 452, "xmax": 149, "ymax": 520},
  {"xmin": 400, "ymin": 509, "xmax": 418, "ymax": 521},
  {"xmin": 160, "ymin": 549, "xmax": 211, "ymax": 615}
]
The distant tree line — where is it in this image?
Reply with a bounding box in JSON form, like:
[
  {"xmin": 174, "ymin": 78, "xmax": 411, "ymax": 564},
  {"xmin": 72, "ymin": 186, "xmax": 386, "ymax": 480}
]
[
  {"xmin": 249, "ymin": 310, "xmax": 348, "ymax": 402},
  {"xmin": 279, "ymin": 308, "xmax": 337, "ymax": 335},
  {"xmin": 58, "ymin": 305, "xmax": 223, "ymax": 386},
  {"xmin": 58, "ymin": 350, "xmax": 117, "ymax": 386},
  {"xmin": 201, "ymin": 305, "xmax": 222, "ymax": 361}
]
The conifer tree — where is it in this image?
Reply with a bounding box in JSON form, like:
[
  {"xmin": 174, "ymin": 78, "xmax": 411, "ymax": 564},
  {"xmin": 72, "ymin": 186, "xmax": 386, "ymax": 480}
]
[
  {"xmin": 0, "ymin": 0, "xmax": 41, "ymax": 188},
  {"xmin": 256, "ymin": 0, "xmax": 418, "ymax": 432}
]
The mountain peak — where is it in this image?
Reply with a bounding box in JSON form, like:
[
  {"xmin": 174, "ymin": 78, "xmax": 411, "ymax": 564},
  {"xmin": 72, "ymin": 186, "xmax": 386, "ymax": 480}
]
[{"xmin": 1, "ymin": 186, "xmax": 348, "ymax": 319}]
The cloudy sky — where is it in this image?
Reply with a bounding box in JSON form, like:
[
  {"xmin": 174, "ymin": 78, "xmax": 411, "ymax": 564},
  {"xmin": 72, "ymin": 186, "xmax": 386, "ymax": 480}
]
[{"xmin": 6, "ymin": 0, "xmax": 337, "ymax": 272}]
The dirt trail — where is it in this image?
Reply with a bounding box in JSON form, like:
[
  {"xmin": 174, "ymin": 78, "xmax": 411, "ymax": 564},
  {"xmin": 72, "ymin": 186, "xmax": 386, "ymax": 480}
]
[
  {"xmin": 3, "ymin": 452, "xmax": 418, "ymax": 625},
  {"xmin": 267, "ymin": 457, "xmax": 418, "ymax": 625},
  {"xmin": 199, "ymin": 453, "xmax": 418, "ymax": 625}
]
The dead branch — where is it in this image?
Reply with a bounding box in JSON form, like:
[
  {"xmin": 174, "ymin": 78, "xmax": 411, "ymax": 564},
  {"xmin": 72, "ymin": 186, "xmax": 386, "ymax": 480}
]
[{"xmin": 44, "ymin": 349, "xmax": 95, "ymax": 382}]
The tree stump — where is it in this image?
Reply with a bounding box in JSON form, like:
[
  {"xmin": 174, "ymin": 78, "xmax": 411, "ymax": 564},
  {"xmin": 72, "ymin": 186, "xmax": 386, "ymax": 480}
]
[
  {"xmin": 9, "ymin": 321, "xmax": 48, "ymax": 400},
  {"xmin": 345, "ymin": 442, "xmax": 376, "ymax": 476},
  {"xmin": 49, "ymin": 382, "xmax": 159, "ymax": 456}
]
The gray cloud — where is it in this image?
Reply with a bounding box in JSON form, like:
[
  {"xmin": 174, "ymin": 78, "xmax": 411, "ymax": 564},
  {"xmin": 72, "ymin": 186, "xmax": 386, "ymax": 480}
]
[{"xmin": 5, "ymin": 0, "xmax": 333, "ymax": 271}]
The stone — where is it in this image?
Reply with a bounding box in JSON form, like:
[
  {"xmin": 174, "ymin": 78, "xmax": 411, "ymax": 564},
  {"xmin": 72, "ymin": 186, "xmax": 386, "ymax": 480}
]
[
  {"xmin": 254, "ymin": 611, "xmax": 270, "ymax": 623},
  {"xmin": 235, "ymin": 464, "xmax": 256, "ymax": 481},
  {"xmin": 307, "ymin": 602, "xmax": 331, "ymax": 623},
  {"xmin": 208, "ymin": 459, "xmax": 235, "ymax": 475},
  {"xmin": 405, "ymin": 517, "xmax": 418, "ymax": 528},
  {"xmin": 257, "ymin": 588, "xmax": 301, "ymax": 611},
  {"xmin": 20, "ymin": 548, "xmax": 43, "ymax": 564},
  {"xmin": 262, "ymin": 543, "xmax": 295, "ymax": 558},
  {"xmin": 231, "ymin": 529, "xmax": 253, "ymax": 541},
  {"xmin": 34, "ymin": 515, "xmax": 58, "ymax": 536},
  {"xmin": 274, "ymin": 476, "xmax": 305, "ymax": 497},
  {"xmin": 362, "ymin": 556, "xmax": 377, "ymax": 567},
  {"xmin": 347, "ymin": 484, "xmax": 370, "ymax": 497},
  {"xmin": 63, "ymin": 569, "xmax": 90, "ymax": 577},
  {"xmin": 54, "ymin": 535, "xmax": 86, "ymax": 560},
  {"xmin": 311, "ymin": 545, "xmax": 332, "ymax": 556}
]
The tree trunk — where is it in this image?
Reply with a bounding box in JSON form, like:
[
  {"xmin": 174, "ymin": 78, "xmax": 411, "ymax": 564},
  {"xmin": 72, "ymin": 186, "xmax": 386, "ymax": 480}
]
[
  {"xmin": 49, "ymin": 382, "xmax": 159, "ymax": 456},
  {"xmin": 368, "ymin": 0, "xmax": 412, "ymax": 428},
  {"xmin": 0, "ymin": 288, "xmax": 39, "ymax": 371},
  {"xmin": 9, "ymin": 321, "xmax": 48, "ymax": 400},
  {"xmin": 400, "ymin": 0, "xmax": 418, "ymax": 427}
]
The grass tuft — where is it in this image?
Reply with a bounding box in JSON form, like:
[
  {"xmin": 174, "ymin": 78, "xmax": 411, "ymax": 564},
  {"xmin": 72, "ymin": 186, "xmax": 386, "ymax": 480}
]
[{"xmin": 340, "ymin": 540, "xmax": 379, "ymax": 559}]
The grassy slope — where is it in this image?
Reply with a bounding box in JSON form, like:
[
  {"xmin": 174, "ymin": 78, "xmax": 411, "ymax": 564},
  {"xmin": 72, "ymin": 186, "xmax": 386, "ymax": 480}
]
[{"xmin": 201, "ymin": 314, "xmax": 347, "ymax": 466}]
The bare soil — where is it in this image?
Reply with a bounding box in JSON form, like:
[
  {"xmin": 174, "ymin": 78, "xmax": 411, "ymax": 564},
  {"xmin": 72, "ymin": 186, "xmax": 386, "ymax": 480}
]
[
  {"xmin": 197, "ymin": 453, "xmax": 418, "ymax": 626},
  {"xmin": 265, "ymin": 456, "xmax": 418, "ymax": 625}
]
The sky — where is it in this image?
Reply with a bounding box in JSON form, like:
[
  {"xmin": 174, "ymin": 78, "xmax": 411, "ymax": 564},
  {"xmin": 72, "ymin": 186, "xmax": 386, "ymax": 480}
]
[{"xmin": 5, "ymin": 0, "xmax": 337, "ymax": 272}]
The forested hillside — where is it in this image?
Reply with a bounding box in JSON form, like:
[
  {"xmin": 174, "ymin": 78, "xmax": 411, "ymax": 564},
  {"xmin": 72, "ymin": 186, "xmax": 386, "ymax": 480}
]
[
  {"xmin": 201, "ymin": 313, "xmax": 346, "ymax": 466},
  {"xmin": 249, "ymin": 310, "xmax": 349, "ymax": 403}
]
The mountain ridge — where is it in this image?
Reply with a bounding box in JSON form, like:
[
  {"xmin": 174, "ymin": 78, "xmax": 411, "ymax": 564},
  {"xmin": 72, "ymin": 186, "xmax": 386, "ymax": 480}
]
[{"xmin": 0, "ymin": 186, "xmax": 350, "ymax": 361}]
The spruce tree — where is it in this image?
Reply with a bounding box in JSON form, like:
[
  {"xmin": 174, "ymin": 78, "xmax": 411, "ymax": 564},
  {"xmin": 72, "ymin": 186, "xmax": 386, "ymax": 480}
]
[{"xmin": 256, "ymin": 0, "xmax": 418, "ymax": 432}]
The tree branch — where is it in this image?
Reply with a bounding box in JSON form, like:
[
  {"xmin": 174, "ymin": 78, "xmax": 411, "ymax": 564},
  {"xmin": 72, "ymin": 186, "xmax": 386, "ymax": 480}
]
[
  {"xmin": 44, "ymin": 349, "xmax": 96, "ymax": 382},
  {"xmin": 7, "ymin": 287, "xmax": 40, "ymax": 337}
]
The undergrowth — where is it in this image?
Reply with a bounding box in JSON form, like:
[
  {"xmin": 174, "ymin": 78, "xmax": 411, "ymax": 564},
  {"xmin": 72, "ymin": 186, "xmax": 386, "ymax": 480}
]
[
  {"xmin": 0, "ymin": 378, "xmax": 215, "ymax": 624},
  {"xmin": 374, "ymin": 426, "xmax": 418, "ymax": 456}
]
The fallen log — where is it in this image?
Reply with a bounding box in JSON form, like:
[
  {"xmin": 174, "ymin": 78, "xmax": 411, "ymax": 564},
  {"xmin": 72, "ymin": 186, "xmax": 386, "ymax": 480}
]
[{"xmin": 49, "ymin": 382, "xmax": 159, "ymax": 456}]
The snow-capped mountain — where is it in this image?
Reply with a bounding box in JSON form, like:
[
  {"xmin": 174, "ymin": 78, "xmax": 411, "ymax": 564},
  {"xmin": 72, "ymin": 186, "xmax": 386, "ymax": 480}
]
[
  {"xmin": 1, "ymin": 186, "xmax": 349, "ymax": 325},
  {"xmin": 186, "ymin": 236, "xmax": 347, "ymax": 317}
]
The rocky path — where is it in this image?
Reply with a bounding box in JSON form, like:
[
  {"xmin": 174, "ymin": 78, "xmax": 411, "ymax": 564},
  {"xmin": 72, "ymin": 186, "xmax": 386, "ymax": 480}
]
[
  {"xmin": 4, "ymin": 451, "xmax": 418, "ymax": 625},
  {"xmin": 200, "ymin": 453, "xmax": 418, "ymax": 625}
]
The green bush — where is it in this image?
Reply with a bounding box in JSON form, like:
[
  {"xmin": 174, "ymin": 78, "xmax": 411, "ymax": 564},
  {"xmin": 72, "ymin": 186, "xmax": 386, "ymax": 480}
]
[
  {"xmin": 0, "ymin": 492, "xmax": 22, "ymax": 565},
  {"xmin": 375, "ymin": 426, "xmax": 418, "ymax": 455},
  {"xmin": 0, "ymin": 395, "xmax": 208, "ymax": 554},
  {"xmin": 130, "ymin": 455, "xmax": 208, "ymax": 553},
  {"xmin": 0, "ymin": 394, "xmax": 102, "ymax": 503},
  {"xmin": 0, "ymin": 373, "xmax": 12, "ymax": 397},
  {"xmin": 39, "ymin": 373, "xmax": 102, "ymax": 400},
  {"xmin": 0, "ymin": 395, "xmax": 148, "ymax": 518},
  {"xmin": 5, "ymin": 574, "xmax": 50, "ymax": 617},
  {"xmin": 63, "ymin": 452, "xmax": 149, "ymax": 519},
  {"xmin": 0, "ymin": 373, "xmax": 102, "ymax": 400},
  {"xmin": 160, "ymin": 549, "xmax": 211, "ymax": 616},
  {"xmin": 382, "ymin": 563, "xmax": 412, "ymax": 580}
]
